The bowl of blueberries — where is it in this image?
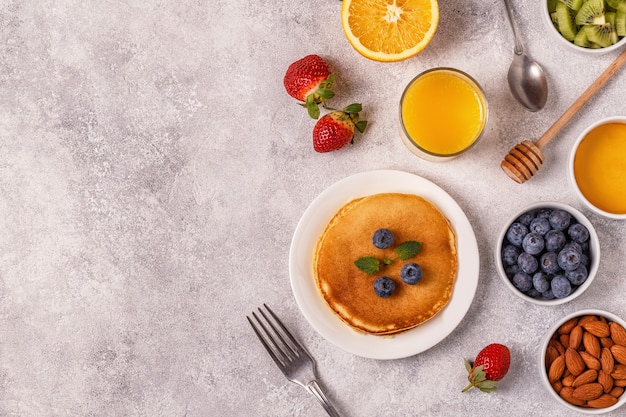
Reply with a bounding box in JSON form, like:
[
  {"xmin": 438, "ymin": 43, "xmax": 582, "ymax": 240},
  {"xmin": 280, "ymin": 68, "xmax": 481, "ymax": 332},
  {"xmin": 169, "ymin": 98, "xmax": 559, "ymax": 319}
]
[{"xmin": 495, "ymin": 202, "xmax": 600, "ymax": 305}]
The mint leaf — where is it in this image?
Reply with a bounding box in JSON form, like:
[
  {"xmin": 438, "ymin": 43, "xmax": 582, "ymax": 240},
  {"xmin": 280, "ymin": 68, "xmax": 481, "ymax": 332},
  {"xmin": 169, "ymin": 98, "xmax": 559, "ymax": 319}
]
[
  {"xmin": 395, "ymin": 241, "xmax": 422, "ymax": 260},
  {"xmin": 354, "ymin": 257, "xmax": 380, "ymax": 274}
]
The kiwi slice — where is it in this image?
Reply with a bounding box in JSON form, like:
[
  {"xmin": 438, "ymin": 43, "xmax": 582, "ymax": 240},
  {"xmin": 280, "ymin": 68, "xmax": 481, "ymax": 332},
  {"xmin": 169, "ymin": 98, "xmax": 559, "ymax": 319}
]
[
  {"xmin": 552, "ymin": 11, "xmax": 559, "ymax": 25},
  {"xmin": 576, "ymin": 0, "xmax": 607, "ymax": 25},
  {"xmin": 608, "ymin": 0, "xmax": 626, "ymax": 12},
  {"xmin": 557, "ymin": 2, "xmax": 579, "ymax": 40},
  {"xmin": 574, "ymin": 27, "xmax": 593, "ymax": 46},
  {"xmin": 606, "ymin": 11, "xmax": 617, "ymax": 25},
  {"xmin": 617, "ymin": 10, "xmax": 626, "ymax": 36},
  {"xmin": 549, "ymin": 0, "xmax": 558, "ymax": 13},
  {"xmin": 584, "ymin": 22, "xmax": 619, "ymax": 47},
  {"xmin": 560, "ymin": 0, "xmax": 586, "ymax": 11}
]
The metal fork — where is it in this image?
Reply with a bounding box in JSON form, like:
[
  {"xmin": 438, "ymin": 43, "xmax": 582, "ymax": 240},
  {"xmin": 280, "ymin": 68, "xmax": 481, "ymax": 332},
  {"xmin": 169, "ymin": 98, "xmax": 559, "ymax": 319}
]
[{"xmin": 247, "ymin": 304, "xmax": 342, "ymax": 417}]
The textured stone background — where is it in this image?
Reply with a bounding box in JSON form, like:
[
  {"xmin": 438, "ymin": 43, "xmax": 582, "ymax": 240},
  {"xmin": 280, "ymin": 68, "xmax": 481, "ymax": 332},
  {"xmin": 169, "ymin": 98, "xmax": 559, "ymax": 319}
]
[{"xmin": 1, "ymin": 0, "xmax": 625, "ymax": 416}]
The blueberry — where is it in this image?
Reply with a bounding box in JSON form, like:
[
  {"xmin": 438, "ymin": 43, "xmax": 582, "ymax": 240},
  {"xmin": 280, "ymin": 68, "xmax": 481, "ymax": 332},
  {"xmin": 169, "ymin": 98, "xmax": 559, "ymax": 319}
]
[
  {"xmin": 512, "ymin": 271, "xmax": 533, "ymax": 292},
  {"xmin": 526, "ymin": 288, "xmax": 542, "ymax": 298},
  {"xmin": 502, "ymin": 245, "xmax": 521, "ymax": 266},
  {"xmin": 545, "ymin": 230, "xmax": 566, "ymax": 252},
  {"xmin": 568, "ymin": 223, "xmax": 589, "ymax": 244},
  {"xmin": 537, "ymin": 209, "xmax": 552, "ymax": 219},
  {"xmin": 580, "ymin": 240, "xmax": 590, "ymax": 253},
  {"xmin": 551, "ymin": 275, "xmax": 572, "ymax": 299},
  {"xmin": 506, "ymin": 222, "xmax": 528, "ymax": 247},
  {"xmin": 372, "ymin": 229, "xmax": 394, "ymax": 249},
  {"xmin": 565, "ymin": 241, "xmax": 583, "ymax": 254},
  {"xmin": 542, "ymin": 289, "xmax": 556, "ymax": 300},
  {"xmin": 580, "ymin": 253, "xmax": 590, "ymax": 268},
  {"xmin": 566, "ymin": 264, "xmax": 588, "ymax": 286},
  {"xmin": 400, "ymin": 262, "xmax": 423, "ymax": 285},
  {"xmin": 540, "ymin": 251, "xmax": 561, "ymax": 274},
  {"xmin": 518, "ymin": 252, "xmax": 538, "ymax": 274},
  {"xmin": 529, "ymin": 217, "xmax": 551, "ymax": 236},
  {"xmin": 516, "ymin": 211, "xmax": 535, "ymax": 226},
  {"xmin": 549, "ymin": 209, "xmax": 572, "ymax": 231},
  {"xmin": 533, "ymin": 272, "xmax": 551, "ymax": 293},
  {"xmin": 373, "ymin": 276, "xmax": 396, "ymax": 298},
  {"xmin": 505, "ymin": 264, "xmax": 521, "ymax": 277},
  {"xmin": 522, "ymin": 233, "xmax": 545, "ymax": 255},
  {"xmin": 558, "ymin": 245, "xmax": 582, "ymax": 271}
]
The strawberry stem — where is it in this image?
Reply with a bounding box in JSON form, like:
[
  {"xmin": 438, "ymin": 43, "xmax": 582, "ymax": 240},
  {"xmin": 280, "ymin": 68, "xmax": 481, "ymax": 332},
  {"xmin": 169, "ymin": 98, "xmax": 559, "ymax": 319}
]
[{"xmin": 461, "ymin": 383, "xmax": 474, "ymax": 393}]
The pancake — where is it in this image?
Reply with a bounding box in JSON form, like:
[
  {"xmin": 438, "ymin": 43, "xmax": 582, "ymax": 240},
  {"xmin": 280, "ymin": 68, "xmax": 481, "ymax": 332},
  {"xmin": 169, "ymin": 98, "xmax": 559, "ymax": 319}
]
[{"xmin": 313, "ymin": 193, "xmax": 458, "ymax": 335}]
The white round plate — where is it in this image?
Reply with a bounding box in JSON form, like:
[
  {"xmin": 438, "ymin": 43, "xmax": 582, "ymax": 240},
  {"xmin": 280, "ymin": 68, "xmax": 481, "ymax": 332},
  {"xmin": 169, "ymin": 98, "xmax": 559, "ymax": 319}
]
[{"xmin": 289, "ymin": 170, "xmax": 479, "ymax": 360}]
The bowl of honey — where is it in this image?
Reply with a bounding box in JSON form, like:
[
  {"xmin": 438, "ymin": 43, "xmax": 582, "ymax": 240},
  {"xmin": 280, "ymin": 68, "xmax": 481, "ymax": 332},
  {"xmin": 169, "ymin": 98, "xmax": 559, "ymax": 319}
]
[
  {"xmin": 569, "ymin": 116, "xmax": 626, "ymax": 220},
  {"xmin": 399, "ymin": 67, "xmax": 488, "ymax": 161}
]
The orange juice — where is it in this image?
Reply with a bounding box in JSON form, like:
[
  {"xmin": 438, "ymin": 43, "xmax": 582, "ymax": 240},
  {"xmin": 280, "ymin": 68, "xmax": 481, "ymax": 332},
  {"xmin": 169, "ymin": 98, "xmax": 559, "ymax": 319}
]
[
  {"xmin": 400, "ymin": 68, "xmax": 487, "ymax": 160},
  {"xmin": 573, "ymin": 122, "xmax": 626, "ymax": 215}
]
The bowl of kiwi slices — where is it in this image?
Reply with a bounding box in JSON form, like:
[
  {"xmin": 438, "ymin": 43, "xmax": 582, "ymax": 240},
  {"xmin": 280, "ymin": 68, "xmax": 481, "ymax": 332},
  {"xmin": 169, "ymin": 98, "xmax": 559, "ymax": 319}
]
[{"xmin": 544, "ymin": 0, "xmax": 626, "ymax": 53}]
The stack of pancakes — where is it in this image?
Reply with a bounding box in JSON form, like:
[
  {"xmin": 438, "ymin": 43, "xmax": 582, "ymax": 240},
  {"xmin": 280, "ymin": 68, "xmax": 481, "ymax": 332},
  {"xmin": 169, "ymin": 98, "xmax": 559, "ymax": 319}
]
[{"xmin": 313, "ymin": 193, "xmax": 458, "ymax": 336}]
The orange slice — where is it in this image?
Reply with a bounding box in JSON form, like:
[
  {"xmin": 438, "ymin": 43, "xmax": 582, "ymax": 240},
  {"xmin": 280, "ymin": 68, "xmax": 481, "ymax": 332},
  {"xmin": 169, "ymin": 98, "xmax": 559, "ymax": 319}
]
[{"xmin": 341, "ymin": 0, "xmax": 439, "ymax": 62}]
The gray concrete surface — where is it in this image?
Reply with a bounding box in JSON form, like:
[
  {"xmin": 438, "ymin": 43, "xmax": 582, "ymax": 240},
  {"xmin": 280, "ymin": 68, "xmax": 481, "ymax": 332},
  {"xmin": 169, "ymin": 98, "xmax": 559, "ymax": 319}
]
[{"xmin": 1, "ymin": 0, "xmax": 625, "ymax": 416}]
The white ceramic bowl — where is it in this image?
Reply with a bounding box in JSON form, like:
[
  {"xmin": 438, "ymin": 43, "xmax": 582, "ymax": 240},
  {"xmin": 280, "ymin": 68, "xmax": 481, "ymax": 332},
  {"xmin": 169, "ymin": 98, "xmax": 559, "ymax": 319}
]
[
  {"xmin": 569, "ymin": 116, "xmax": 626, "ymax": 220},
  {"xmin": 495, "ymin": 202, "xmax": 600, "ymax": 305},
  {"xmin": 541, "ymin": 1, "xmax": 626, "ymax": 55},
  {"xmin": 539, "ymin": 309, "xmax": 626, "ymax": 414}
]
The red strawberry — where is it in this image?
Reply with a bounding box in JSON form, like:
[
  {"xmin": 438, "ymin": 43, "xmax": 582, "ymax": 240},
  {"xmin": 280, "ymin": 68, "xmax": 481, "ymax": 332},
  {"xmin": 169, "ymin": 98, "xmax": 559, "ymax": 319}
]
[
  {"xmin": 312, "ymin": 103, "xmax": 367, "ymax": 153},
  {"xmin": 283, "ymin": 54, "xmax": 335, "ymax": 119},
  {"xmin": 462, "ymin": 343, "xmax": 511, "ymax": 393}
]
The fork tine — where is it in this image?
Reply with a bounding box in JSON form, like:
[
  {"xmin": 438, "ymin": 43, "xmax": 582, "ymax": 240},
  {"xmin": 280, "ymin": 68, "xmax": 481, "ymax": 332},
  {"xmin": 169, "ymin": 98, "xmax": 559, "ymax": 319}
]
[
  {"xmin": 247, "ymin": 312, "xmax": 288, "ymax": 369},
  {"xmin": 262, "ymin": 304, "xmax": 305, "ymax": 356},
  {"xmin": 258, "ymin": 305, "xmax": 299, "ymax": 360}
]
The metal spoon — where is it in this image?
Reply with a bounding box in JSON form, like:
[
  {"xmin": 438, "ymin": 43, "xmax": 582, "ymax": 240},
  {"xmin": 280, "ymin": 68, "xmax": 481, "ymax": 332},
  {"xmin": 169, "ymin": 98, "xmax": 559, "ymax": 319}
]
[{"xmin": 503, "ymin": 0, "xmax": 548, "ymax": 112}]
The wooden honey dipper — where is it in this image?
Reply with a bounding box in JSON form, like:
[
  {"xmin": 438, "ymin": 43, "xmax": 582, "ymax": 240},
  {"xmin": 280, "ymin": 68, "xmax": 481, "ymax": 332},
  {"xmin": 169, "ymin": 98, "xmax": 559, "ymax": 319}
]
[{"xmin": 501, "ymin": 47, "xmax": 626, "ymax": 184}]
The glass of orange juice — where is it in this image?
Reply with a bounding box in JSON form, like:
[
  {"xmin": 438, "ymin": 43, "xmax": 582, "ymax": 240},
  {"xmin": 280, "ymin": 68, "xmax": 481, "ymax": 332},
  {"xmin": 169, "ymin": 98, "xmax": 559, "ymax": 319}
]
[{"xmin": 399, "ymin": 68, "xmax": 488, "ymax": 161}]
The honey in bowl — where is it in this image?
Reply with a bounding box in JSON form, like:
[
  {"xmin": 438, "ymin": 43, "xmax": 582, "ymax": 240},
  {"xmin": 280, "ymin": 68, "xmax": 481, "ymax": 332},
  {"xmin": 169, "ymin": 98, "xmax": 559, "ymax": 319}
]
[
  {"xmin": 399, "ymin": 68, "xmax": 488, "ymax": 161},
  {"xmin": 573, "ymin": 121, "xmax": 626, "ymax": 215}
]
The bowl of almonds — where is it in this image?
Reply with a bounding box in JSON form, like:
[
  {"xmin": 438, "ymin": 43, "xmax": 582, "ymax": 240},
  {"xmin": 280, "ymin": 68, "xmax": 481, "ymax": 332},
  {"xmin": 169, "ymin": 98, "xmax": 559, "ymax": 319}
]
[{"xmin": 541, "ymin": 309, "xmax": 626, "ymax": 414}]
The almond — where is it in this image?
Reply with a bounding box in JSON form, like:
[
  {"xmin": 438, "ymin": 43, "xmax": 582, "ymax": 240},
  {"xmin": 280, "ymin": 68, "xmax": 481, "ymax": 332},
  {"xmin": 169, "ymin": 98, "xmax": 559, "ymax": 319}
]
[
  {"xmin": 610, "ymin": 322, "xmax": 626, "ymax": 346},
  {"xmin": 601, "ymin": 347, "xmax": 615, "ymax": 373},
  {"xmin": 549, "ymin": 339, "xmax": 566, "ymax": 355},
  {"xmin": 559, "ymin": 386, "xmax": 586, "ymax": 407},
  {"xmin": 601, "ymin": 337, "xmax": 615, "ymax": 348},
  {"xmin": 559, "ymin": 334, "xmax": 570, "ymax": 348},
  {"xmin": 578, "ymin": 315, "xmax": 599, "ymax": 327},
  {"xmin": 559, "ymin": 317, "xmax": 579, "ymax": 334},
  {"xmin": 562, "ymin": 374, "xmax": 575, "ymax": 387},
  {"xmin": 569, "ymin": 326, "xmax": 583, "ymax": 350},
  {"xmin": 566, "ymin": 347, "xmax": 586, "ymax": 376},
  {"xmin": 572, "ymin": 369, "xmax": 598, "ymax": 387},
  {"xmin": 552, "ymin": 380, "xmax": 563, "ymax": 393},
  {"xmin": 584, "ymin": 331, "xmax": 602, "ymax": 358},
  {"xmin": 549, "ymin": 354, "xmax": 566, "ymax": 383},
  {"xmin": 546, "ymin": 346, "xmax": 560, "ymax": 369},
  {"xmin": 611, "ymin": 364, "xmax": 626, "ymax": 380},
  {"xmin": 584, "ymin": 320, "xmax": 611, "ymax": 338},
  {"xmin": 609, "ymin": 386, "xmax": 624, "ymax": 397},
  {"xmin": 587, "ymin": 393, "xmax": 618, "ymax": 409},
  {"xmin": 580, "ymin": 351, "xmax": 602, "ymax": 371},
  {"xmin": 572, "ymin": 382, "xmax": 604, "ymax": 400},
  {"xmin": 610, "ymin": 344, "xmax": 626, "ymax": 365},
  {"xmin": 614, "ymin": 378, "xmax": 626, "ymax": 387},
  {"xmin": 598, "ymin": 370, "xmax": 614, "ymax": 393}
]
